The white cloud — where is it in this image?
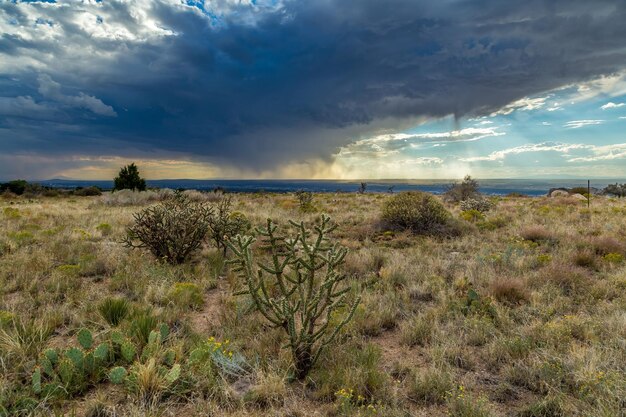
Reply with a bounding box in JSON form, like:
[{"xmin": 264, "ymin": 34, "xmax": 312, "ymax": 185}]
[
  {"xmin": 601, "ymin": 102, "xmax": 625, "ymax": 110},
  {"xmin": 567, "ymin": 143, "xmax": 626, "ymax": 162},
  {"xmin": 491, "ymin": 96, "xmax": 550, "ymax": 116},
  {"xmin": 563, "ymin": 119, "xmax": 604, "ymax": 129},
  {"xmin": 338, "ymin": 126, "xmax": 505, "ymax": 158},
  {"xmin": 461, "ymin": 141, "xmax": 626, "ymax": 164},
  {"xmin": 560, "ymin": 72, "xmax": 626, "ymax": 104},
  {"xmin": 541, "ymin": 121, "xmax": 551, "ymax": 126},
  {"xmin": 461, "ymin": 142, "xmax": 588, "ymax": 162}
]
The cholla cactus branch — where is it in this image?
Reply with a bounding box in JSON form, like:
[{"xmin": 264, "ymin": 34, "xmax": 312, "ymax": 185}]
[{"xmin": 226, "ymin": 214, "xmax": 360, "ymax": 379}]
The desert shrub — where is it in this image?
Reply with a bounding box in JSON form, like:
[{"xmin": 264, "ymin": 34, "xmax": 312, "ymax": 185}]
[
  {"xmin": 540, "ymin": 263, "xmax": 589, "ymax": 295},
  {"xmin": 3, "ymin": 207, "xmax": 21, "ymax": 219},
  {"xmin": 74, "ymin": 186, "xmax": 102, "ymax": 196},
  {"xmin": 591, "ymin": 236, "xmax": 625, "ymax": 255},
  {"xmin": 123, "ymin": 192, "xmax": 213, "ymax": 264},
  {"xmin": 294, "ymin": 190, "xmax": 314, "ymax": 212},
  {"xmin": 520, "ymin": 225, "xmax": 554, "ymax": 243},
  {"xmin": 207, "ymin": 196, "xmax": 251, "ymax": 255},
  {"xmin": 98, "ymin": 298, "xmax": 130, "ymax": 327},
  {"xmin": 42, "ymin": 189, "xmax": 60, "ymax": 197},
  {"xmin": 168, "ymin": 282, "xmax": 204, "ymax": 309},
  {"xmin": 102, "ymin": 188, "xmax": 174, "ymax": 206},
  {"xmin": 0, "ymin": 310, "xmax": 16, "ymax": 327},
  {"xmin": 381, "ymin": 191, "xmax": 451, "ymax": 235},
  {"xmin": 572, "ymin": 250, "xmax": 596, "ymax": 268},
  {"xmin": 227, "ymin": 215, "xmax": 360, "ymax": 379},
  {"xmin": 113, "ymin": 163, "xmax": 146, "ymax": 191},
  {"xmin": 460, "ymin": 198, "xmax": 493, "ymax": 213},
  {"xmin": 96, "ymin": 223, "xmax": 113, "ymax": 236},
  {"xmin": 407, "ymin": 368, "xmax": 453, "ymax": 405},
  {"xmin": 604, "ymin": 253, "xmax": 624, "ymax": 264},
  {"xmin": 444, "ymin": 175, "xmax": 480, "ymax": 203},
  {"xmin": 489, "ymin": 278, "xmax": 529, "ymax": 305},
  {"xmin": 460, "ymin": 209, "xmax": 485, "ymax": 223},
  {"xmin": 460, "ymin": 289, "xmax": 496, "ymax": 319}
]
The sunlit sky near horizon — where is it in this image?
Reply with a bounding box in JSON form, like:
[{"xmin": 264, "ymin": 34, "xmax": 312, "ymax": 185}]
[{"xmin": 1, "ymin": 0, "xmax": 626, "ymax": 180}]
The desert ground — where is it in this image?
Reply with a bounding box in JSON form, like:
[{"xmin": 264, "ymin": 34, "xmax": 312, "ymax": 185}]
[{"xmin": 1, "ymin": 190, "xmax": 626, "ymax": 417}]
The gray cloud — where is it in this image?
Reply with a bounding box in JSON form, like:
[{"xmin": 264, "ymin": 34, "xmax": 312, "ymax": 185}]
[
  {"xmin": 1, "ymin": 0, "xmax": 626, "ymax": 177},
  {"xmin": 36, "ymin": 75, "xmax": 117, "ymax": 117}
]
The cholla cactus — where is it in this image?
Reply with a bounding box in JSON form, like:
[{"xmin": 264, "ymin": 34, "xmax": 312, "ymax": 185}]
[{"xmin": 227, "ymin": 214, "xmax": 360, "ymax": 379}]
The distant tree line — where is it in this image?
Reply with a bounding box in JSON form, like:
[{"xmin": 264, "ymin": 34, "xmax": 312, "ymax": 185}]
[{"xmin": 0, "ymin": 179, "xmax": 101, "ymax": 197}]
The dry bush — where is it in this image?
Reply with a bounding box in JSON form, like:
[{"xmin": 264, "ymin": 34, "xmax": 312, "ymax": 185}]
[
  {"xmin": 572, "ymin": 250, "xmax": 596, "ymax": 268},
  {"xmin": 182, "ymin": 189, "xmax": 225, "ymax": 202},
  {"xmin": 489, "ymin": 278, "xmax": 529, "ymax": 305},
  {"xmin": 591, "ymin": 236, "xmax": 625, "ymax": 255},
  {"xmin": 520, "ymin": 225, "xmax": 554, "ymax": 243},
  {"xmin": 538, "ymin": 263, "xmax": 590, "ymax": 294},
  {"xmin": 123, "ymin": 193, "xmax": 213, "ymax": 264},
  {"xmin": 101, "ymin": 189, "xmax": 174, "ymax": 206}
]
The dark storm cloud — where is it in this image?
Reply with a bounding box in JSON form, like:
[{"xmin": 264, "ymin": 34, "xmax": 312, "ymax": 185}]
[{"xmin": 1, "ymin": 0, "xmax": 626, "ymax": 175}]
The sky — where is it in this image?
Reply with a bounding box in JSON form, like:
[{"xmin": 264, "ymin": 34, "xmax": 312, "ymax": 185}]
[{"xmin": 1, "ymin": 0, "xmax": 626, "ymax": 180}]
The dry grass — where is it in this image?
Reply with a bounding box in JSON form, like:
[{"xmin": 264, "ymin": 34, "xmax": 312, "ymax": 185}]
[{"xmin": 1, "ymin": 192, "xmax": 626, "ymax": 416}]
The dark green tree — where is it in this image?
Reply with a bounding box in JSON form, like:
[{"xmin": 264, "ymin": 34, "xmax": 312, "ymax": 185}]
[
  {"xmin": 0, "ymin": 179, "xmax": 29, "ymax": 195},
  {"xmin": 113, "ymin": 163, "xmax": 146, "ymax": 191},
  {"xmin": 604, "ymin": 183, "xmax": 626, "ymax": 198}
]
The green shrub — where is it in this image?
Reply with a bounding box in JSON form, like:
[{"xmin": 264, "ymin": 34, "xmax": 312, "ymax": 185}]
[
  {"xmin": 227, "ymin": 215, "xmax": 360, "ymax": 379},
  {"xmin": 74, "ymin": 186, "xmax": 102, "ymax": 196},
  {"xmin": 3, "ymin": 207, "xmax": 21, "ymax": 219},
  {"xmin": 0, "ymin": 310, "xmax": 16, "ymax": 327},
  {"xmin": 381, "ymin": 191, "xmax": 451, "ymax": 235},
  {"xmin": 96, "ymin": 223, "xmax": 113, "ymax": 236},
  {"xmin": 124, "ymin": 192, "xmax": 213, "ymax": 264},
  {"xmin": 98, "ymin": 298, "xmax": 130, "ymax": 327},
  {"xmin": 8, "ymin": 231, "xmax": 34, "ymax": 246},
  {"xmin": 604, "ymin": 253, "xmax": 624, "ymax": 264},
  {"xmin": 168, "ymin": 282, "xmax": 204, "ymax": 309},
  {"xmin": 460, "ymin": 209, "xmax": 485, "ymax": 223}
]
